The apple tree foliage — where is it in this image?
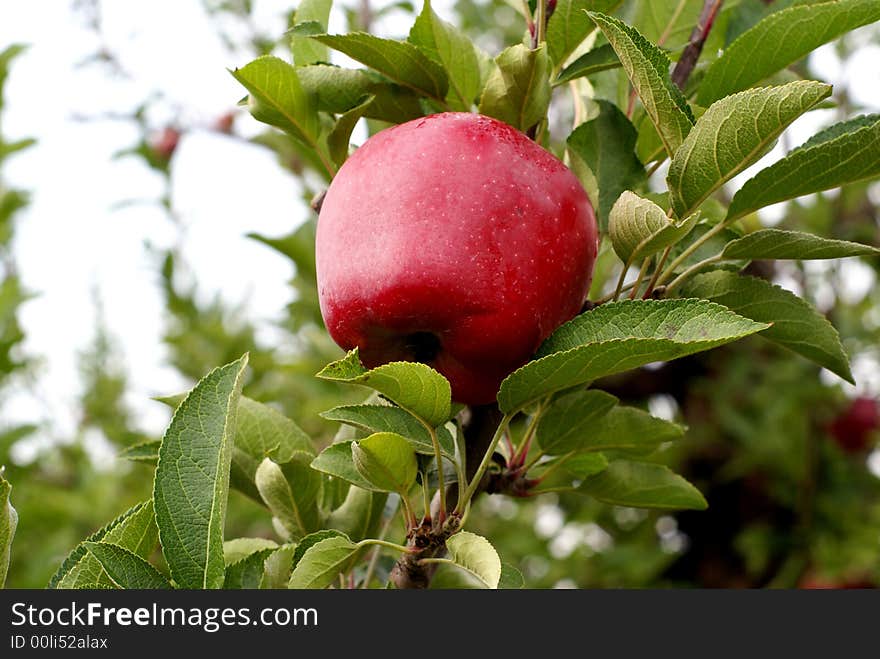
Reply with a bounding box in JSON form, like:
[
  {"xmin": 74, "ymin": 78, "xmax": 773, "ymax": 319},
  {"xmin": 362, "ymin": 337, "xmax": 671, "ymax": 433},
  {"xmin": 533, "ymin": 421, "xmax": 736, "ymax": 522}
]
[{"xmin": 30, "ymin": 0, "xmax": 880, "ymax": 589}]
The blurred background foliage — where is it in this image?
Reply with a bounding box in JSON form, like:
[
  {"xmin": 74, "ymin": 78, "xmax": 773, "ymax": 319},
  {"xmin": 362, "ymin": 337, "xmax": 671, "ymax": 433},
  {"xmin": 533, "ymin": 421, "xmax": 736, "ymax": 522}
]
[{"xmin": 1, "ymin": 0, "xmax": 879, "ymax": 588}]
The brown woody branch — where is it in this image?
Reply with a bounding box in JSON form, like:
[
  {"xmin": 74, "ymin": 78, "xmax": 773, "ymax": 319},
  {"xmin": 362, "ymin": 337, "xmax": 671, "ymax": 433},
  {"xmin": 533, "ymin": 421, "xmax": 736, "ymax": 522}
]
[{"xmin": 671, "ymin": 0, "xmax": 725, "ymax": 90}]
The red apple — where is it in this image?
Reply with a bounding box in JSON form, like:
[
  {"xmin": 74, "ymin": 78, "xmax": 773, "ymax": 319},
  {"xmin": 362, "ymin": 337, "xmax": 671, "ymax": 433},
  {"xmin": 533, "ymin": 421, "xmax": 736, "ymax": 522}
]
[
  {"xmin": 214, "ymin": 112, "xmax": 235, "ymax": 134},
  {"xmin": 316, "ymin": 112, "xmax": 598, "ymax": 404},
  {"xmin": 151, "ymin": 126, "xmax": 181, "ymax": 161},
  {"xmin": 828, "ymin": 396, "xmax": 879, "ymax": 454}
]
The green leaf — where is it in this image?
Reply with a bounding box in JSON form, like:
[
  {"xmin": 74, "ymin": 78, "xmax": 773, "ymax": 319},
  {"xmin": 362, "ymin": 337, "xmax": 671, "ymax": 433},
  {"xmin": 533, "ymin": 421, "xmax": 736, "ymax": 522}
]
[
  {"xmin": 536, "ymin": 389, "xmax": 618, "ymax": 455},
  {"xmin": 312, "ymin": 32, "xmax": 448, "ymax": 101},
  {"xmin": 444, "ymin": 531, "xmax": 502, "ymax": 589},
  {"xmin": 608, "ymin": 191, "xmax": 700, "ymax": 265},
  {"xmin": 352, "ymin": 432, "xmax": 418, "ymax": 494},
  {"xmin": 310, "ymin": 441, "xmax": 377, "ymax": 490},
  {"xmin": 0, "ymin": 44, "xmax": 27, "ymax": 86},
  {"xmin": 231, "ymin": 396, "xmax": 315, "ymax": 501},
  {"xmin": 0, "ymin": 472, "xmax": 16, "ymax": 589},
  {"xmin": 261, "ymin": 544, "xmax": 296, "ymax": 589},
  {"xmin": 499, "ymin": 299, "xmax": 769, "ymax": 412},
  {"xmin": 290, "ymin": 530, "xmax": 345, "ymax": 572},
  {"xmin": 298, "ymin": 64, "xmax": 425, "ymax": 123},
  {"xmin": 667, "ymin": 81, "xmax": 831, "ymax": 218},
  {"xmin": 727, "ymin": 114, "xmax": 880, "ymax": 221},
  {"xmin": 83, "ymin": 543, "xmax": 171, "ymax": 590},
  {"xmin": 231, "ymin": 56, "xmax": 321, "ymax": 148},
  {"xmin": 547, "ymin": 0, "xmax": 624, "ymax": 65},
  {"xmin": 587, "ymin": 11, "xmax": 694, "ymax": 157},
  {"xmin": 288, "ymin": 534, "xmax": 359, "ymax": 589},
  {"xmin": 51, "ymin": 501, "xmax": 158, "ymax": 589},
  {"xmin": 119, "ymin": 439, "xmax": 160, "ymax": 464},
  {"xmin": 429, "ymin": 563, "xmax": 491, "ymax": 588},
  {"xmin": 255, "ymin": 454, "xmax": 323, "ymax": 540},
  {"xmin": 698, "ymin": 0, "xmax": 880, "ymax": 105},
  {"xmin": 632, "ymin": 0, "xmax": 740, "ymax": 49},
  {"xmin": 238, "ymin": 397, "xmax": 315, "ymax": 462},
  {"xmin": 555, "ymin": 44, "xmax": 620, "ymax": 85},
  {"xmin": 567, "ymin": 100, "xmax": 646, "ymax": 230},
  {"xmin": 558, "ymin": 452, "xmax": 609, "ymax": 478},
  {"xmin": 224, "ymin": 548, "xmax": 276, "ymax": 589},
  {"xmin": 327, "ymin": 94, "xmax": 374, "ymax": 166},
  {"xmin": 321, "ymin": 404, "xmax": 454, "ymax": 456},
  {"xmin": 70, "ymin": 584, "xmax": 117, "ymax": 590},
  {"xmin": 499, "ymin": 563, "xmax": 525, "ymax": 589},
  {"xmin": 668, "ymin": 222, "xmax": 749, "ymax": 275},
  {"xmin": 680, "ymin": 270, "xmax": 854, "ymax": 382},
  {"xmin": 289, "ymin": 20, "xmax": 325, "ymax": 38},
  {"xmin": 290, "ymin": 0, "xmax": 332, "ymax": 66},
  {"xmin": 326, "ymin": 488, "xmax": 388, "ymax": 542},
  {"xmin": 722, "ymin": 229, "xmax": 880, "ymax": 260},
  {"xmin": 154, "ymin": 394, "xmax": 314, "ymax": 503},
  {"xmin": 223, "ymin": 537, "xmax": 278, "ymax": 565},
  {"xmin": 580, "ymin": 460, "xmax": 707, "ymax": 509},
  {"xmin": 295, "ymin": 65, "xmax": 371, "ymax": 111},
  {"xmin": 478, "ymin": 44, "xmax": 551, "ymax": 132},
  {"xmin": 156, "ymin": 394, "xmax": 314, "ymax": 459},
  {"xmin": 568, "ymin": 405, "xmax": 685, "ymax": 453},
  {"xmin": 153, "ymin": 355, "xmax": 249, "ymax": 590},
  {"xmin": 317, "ymin": 349, "xmax": 452, "ymax": 427},
  {"xmin": 540, "ymin": 395, "xmax": 684, "ymax": 456},
  {"xmin": 408, "ymin": 0, "xmax": 482, "ymax": 109}
]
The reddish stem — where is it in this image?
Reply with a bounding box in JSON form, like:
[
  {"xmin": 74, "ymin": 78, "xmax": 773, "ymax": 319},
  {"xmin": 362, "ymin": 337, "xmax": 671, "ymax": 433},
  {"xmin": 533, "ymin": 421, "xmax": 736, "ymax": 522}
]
[{"xmin": 671, "ymin": 0, "xmax": 725, "ymax": 90}]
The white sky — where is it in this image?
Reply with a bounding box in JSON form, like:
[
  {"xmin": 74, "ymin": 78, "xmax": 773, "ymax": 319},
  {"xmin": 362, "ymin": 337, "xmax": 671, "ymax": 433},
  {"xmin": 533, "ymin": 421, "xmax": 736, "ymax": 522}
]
[{"xmin": 0, "ymin": 1, "xmax": 878, "ymax": 460}]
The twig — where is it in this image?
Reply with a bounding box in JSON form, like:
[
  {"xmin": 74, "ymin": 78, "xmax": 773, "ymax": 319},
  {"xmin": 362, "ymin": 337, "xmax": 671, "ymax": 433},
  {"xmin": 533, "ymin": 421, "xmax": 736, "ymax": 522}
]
[
  {"xmin": 359, "ymin": 0, "xmax": 373, "ymax": 32},
  {"xmin": 671, "ymin": 0, "xmax": 725, "ymax": 90},
  {"xmin": 626, "ymin": 0, "xmax": 688, "ymax": 117}
]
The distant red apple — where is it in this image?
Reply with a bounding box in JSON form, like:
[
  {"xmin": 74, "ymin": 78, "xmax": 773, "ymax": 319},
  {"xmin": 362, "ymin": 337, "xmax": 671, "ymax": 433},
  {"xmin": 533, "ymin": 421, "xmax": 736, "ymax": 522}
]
[
  {"xmin": 151, "ymin": 126, "xmax": 181, "ymax": 161},
  {"xmin": 316, "ymin": 112, "xmax": 598, "ymax": 404},
  {"xmin": 799, "ymin": 573, "xmax": 875, "ymax": 589},
  {"xmin": 214, "ymin": 112, "xmax": 235, "ymax": 134},
  {"xmin": 828, "ymin": 396, "xmax": 879, "ymax": 453}
]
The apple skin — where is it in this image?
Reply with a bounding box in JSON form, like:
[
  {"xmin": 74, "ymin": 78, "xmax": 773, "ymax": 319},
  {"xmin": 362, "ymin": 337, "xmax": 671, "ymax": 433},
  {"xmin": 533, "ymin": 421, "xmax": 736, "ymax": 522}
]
[
  {"xmin": 828, "ymin": 396, "xmax": 879, "ymax": 453},
  {"xmin": 316, "ymin": 112, "xmax": 598, "ymax": 404}
]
